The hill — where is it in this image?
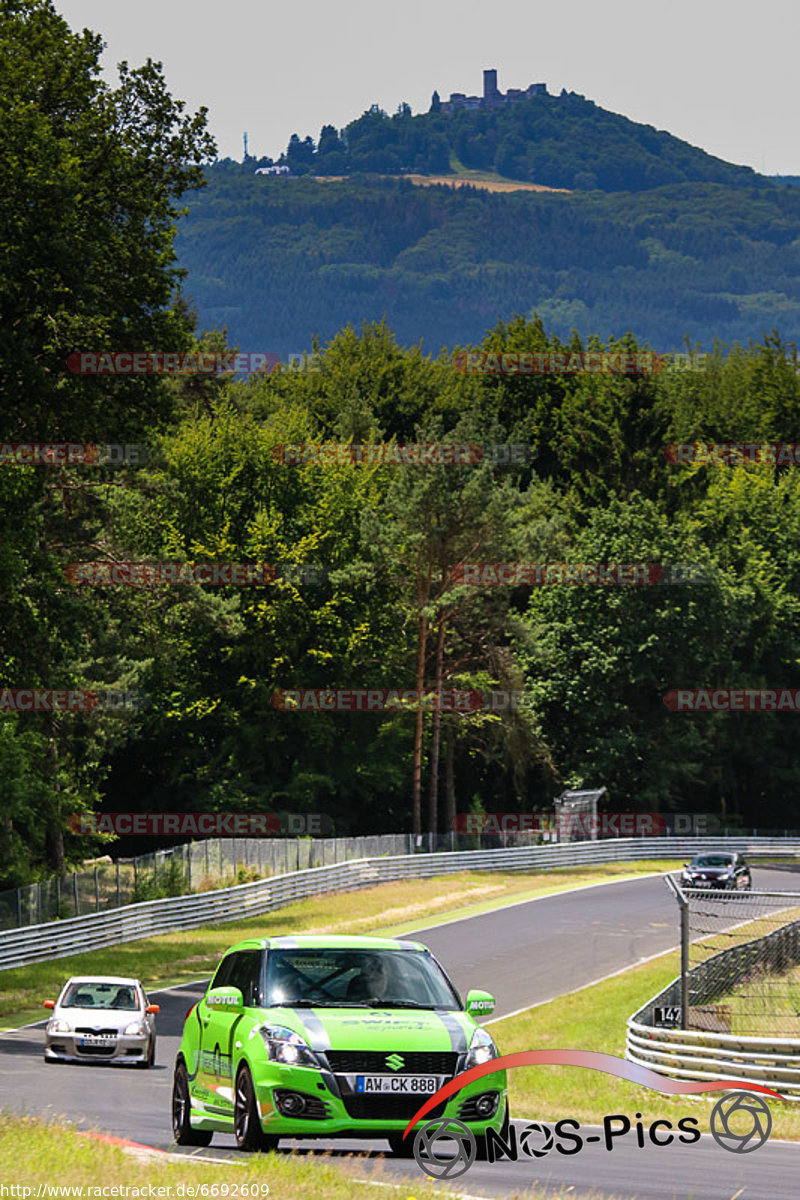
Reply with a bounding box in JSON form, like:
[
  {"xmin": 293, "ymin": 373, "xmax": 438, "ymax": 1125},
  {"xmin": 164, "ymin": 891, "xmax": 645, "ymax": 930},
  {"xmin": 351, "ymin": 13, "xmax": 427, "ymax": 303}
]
[{"xmin": 271, "ymin": 89, "xmax": 767, "ymax": 193}]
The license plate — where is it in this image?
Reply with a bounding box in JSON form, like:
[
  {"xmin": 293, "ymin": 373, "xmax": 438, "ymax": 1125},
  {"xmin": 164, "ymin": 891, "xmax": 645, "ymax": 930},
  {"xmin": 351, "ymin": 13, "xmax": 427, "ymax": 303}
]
[
  {"xmin": 78, "ymin": 1038, "xmax": 115, "ymax": 1047},
  {"xmin": 355, "ymin": 1075, "xmax": 440, "ymax": 1094}
]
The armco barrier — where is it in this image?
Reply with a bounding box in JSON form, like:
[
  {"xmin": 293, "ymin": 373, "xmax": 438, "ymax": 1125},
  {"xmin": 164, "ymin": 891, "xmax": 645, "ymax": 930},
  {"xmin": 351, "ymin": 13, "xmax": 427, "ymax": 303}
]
[
  {"xmin": 627, "ymin": 1015, "xmax": 800, "ymax": 1100},
  {"xmin": 2, "ymin": 836, "xmax": 800, "ymax": 971},
  {"xmin": 626, "ymin": 886, "xmax": 800, "ymax": 1099}
]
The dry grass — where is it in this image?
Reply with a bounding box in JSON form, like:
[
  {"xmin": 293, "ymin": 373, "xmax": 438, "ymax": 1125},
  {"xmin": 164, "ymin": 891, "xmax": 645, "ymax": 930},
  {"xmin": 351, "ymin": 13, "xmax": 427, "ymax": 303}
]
[{"xmin": 310, "ymin": 173, "xmax": 571, "ymax": 193}]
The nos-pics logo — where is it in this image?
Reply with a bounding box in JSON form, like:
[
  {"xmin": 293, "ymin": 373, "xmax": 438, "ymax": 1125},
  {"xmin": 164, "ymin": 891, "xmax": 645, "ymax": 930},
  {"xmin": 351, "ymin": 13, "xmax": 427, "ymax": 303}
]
[
  {"xmin": 412, "ymin": 1096, "xmax": 772, "ymax": 1179},
  {"xmin": 404, "ymin": 1051, "xmax": 778, "ymax": 1180}
]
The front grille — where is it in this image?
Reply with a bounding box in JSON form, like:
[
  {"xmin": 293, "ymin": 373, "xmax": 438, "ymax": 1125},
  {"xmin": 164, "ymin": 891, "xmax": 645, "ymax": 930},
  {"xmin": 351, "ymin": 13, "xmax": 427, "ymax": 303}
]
[
  {"xmin": 76, "ymin": 1044, "xmax": 116, "ymax": 1056},
  {"xmin": 75, "ymin": 1028, "xmax": 117, "ymax": 1037},
  {"xmin": 342, "ymin": 1095, "xmax": 447, "ymax": 1121},
  {"xmin": 326, "ymin": 1051, "xmax": 458, "ymax": 1075}
]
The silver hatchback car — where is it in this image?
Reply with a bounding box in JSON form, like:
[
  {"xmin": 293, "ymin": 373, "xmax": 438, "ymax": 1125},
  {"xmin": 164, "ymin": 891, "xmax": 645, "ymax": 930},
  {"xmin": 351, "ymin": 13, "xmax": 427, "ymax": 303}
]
[{"xmin": 43, "ymin": 975, "xmax": 159, "ymax": 1067}]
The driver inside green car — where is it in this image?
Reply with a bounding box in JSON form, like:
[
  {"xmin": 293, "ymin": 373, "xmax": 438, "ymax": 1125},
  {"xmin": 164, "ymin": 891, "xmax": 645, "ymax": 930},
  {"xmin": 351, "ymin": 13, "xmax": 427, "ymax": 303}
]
[{"xmin": 346, "ymin": 954, "xmax": 389, "ymax": 1001}]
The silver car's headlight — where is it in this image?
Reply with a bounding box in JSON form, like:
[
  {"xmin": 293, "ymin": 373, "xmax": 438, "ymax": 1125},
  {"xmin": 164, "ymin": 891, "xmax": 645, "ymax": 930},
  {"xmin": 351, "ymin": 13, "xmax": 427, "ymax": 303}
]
[
  {"xmin": 257, "ymin": 1025, "xmax": 321, "ymax": 1067},
  {"xmin": 466, "ymin": 1026, "xmax": 497, "ymax": 1069},
  {"xmin": 47, "ymin": 1018, "xmax": 71, "ymax": 1034},
  {"xmin": 123, "ymin": 1021, "xmax": 146, "ymax": 1036}
]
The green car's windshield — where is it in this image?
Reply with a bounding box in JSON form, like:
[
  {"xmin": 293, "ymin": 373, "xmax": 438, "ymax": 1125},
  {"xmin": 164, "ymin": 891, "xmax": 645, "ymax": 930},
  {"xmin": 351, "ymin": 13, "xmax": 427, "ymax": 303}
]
[{"xmin": 264, "ymin": 948, "xmax": 460, "ymax": 1010}]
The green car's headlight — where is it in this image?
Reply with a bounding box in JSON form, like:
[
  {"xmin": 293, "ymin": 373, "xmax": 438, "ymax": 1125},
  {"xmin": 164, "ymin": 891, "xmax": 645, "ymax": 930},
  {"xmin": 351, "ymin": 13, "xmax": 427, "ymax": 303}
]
[
  {"xmin": 258, "ymin": 1025, "xmax": 321, "ymax": 1067},
  {"xmin": 466, "ymin": 1026, "xmax": 497, "ymax": 1069}
]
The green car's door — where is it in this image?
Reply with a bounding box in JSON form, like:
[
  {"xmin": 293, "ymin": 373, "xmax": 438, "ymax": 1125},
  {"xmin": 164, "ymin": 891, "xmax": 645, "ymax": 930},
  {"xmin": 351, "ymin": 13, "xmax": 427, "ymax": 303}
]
[{"xmin": 198, "ymin": 949, "xmax": 262, "ymax": 1117}]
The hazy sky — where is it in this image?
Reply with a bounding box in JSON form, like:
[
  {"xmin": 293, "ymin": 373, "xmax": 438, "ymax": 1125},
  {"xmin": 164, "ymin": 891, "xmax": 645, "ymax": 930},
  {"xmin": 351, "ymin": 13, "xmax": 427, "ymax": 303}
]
[{"xmin": 57, "ymin": 0, "xmax": 798, "ymax": 174}]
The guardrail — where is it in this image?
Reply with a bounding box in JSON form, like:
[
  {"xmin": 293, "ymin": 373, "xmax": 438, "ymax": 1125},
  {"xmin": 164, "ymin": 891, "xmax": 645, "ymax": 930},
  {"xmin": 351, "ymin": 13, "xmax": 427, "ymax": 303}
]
[
  {"xmin": 626, "ymin": 881, "xmax": 800, "ymax": 1100},
  {"xmin": 626, "ymin": 1019, "xmax": 800, "ymax": 1099},
  {"xmin": 3, "ymin": 836, "xmax": 800, "ymax": 972}
]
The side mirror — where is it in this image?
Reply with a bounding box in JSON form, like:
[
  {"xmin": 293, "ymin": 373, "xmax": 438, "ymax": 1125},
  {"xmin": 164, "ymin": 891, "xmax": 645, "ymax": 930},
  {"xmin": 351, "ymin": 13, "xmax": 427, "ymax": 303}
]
[
  {"xmin": 682, "ymin": 863, "xmax": 689, "ymax": 868},
  {"xmin": 206, "ymin": 986, "xmax": 244, "ymax": 1013},
  {"xmin": 43, "ymin": 1000, "xmax": 55, "ymax": 1010},
  {"xmin": 465, "ymin": 989, "xmax": 495, "ymax": 1018},
  {"xmin": 146, "ymin": 1004, "xmax": 160, "ymax": 1015}
]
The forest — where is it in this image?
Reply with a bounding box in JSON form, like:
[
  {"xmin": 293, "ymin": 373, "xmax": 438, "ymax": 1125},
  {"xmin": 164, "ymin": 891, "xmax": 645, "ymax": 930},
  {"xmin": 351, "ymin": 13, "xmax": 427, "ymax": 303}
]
[{"xmin": 176, "ymin": 167, "xmax": 800, "ymax": 353}]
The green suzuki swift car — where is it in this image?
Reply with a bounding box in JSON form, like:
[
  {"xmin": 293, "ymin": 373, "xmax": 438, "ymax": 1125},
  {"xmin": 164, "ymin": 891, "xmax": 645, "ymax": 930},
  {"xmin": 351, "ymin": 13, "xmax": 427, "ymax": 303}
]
[{"xmin": 172, "ymin": 934, "xmax": 508, "ymax": 1154}]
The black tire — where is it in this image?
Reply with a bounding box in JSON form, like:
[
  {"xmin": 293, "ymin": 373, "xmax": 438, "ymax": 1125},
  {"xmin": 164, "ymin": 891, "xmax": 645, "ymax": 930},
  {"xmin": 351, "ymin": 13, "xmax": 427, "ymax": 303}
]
[
  {"xmin": 137, "ymin": 1037, "xmax": 156, "ymax": 1069},
  {"xmin": 388, "ymin": 1133, "xmax": 416, "ymax": 1157},
  {"xmin": 172, "ymin": 1060, "xmax": 213, "ymax": 1146},
  {"xmin": 234, "ymin": 1064, "xmax": 279, "ymax": 1153},
  {"xmin": 476, "ymin": 1103, "xmax": 510, "ymax": 1161}
]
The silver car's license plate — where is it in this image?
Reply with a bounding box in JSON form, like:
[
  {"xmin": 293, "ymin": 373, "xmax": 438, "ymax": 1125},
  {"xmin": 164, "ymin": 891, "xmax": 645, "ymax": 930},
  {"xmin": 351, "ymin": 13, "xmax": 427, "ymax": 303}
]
[
  {"xmin": 356, "ymin": 1074, "xmax": 440, "ymax": 1094},
  {"xmin": 78, "ymin": 1037, "xmax": 115, "ymax": 1047}
]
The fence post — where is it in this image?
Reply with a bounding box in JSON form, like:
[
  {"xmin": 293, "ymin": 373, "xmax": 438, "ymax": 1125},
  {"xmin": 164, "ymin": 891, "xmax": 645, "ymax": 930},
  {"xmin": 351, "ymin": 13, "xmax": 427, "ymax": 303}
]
[
  {"xmin": 116, "ymin": 861, "xmax": 121, "ymax": 907},
  {"xmin": 73, "ymin": 872, "xmax": 80, "ymax": 916},
  {"xmin": 56, "ymin": 875, "xmax": 61, "ymax": 919},
  {"xmin": 16, "ymin": 887, "xmax": 22, "ymax": 927},
  {"xmin": 94, "ymin": 867, "xmax": 100, "ymax": 911},
  {"xmin": 680, "ymin": 896, "xmax": 690, "ymax": 1031}
]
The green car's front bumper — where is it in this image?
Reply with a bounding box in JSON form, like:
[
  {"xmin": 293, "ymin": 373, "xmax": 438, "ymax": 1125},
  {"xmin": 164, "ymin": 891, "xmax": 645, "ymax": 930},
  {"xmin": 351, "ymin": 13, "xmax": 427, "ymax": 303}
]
[{"xmin": 194, "ymin": 1057, "xmax": 508, "ymax": 1140}]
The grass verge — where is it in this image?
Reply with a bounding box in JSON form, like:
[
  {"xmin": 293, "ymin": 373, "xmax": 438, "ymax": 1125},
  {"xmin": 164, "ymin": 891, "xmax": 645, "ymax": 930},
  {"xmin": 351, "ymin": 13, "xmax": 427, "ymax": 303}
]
[
  {"xmin": 0, "ymin": 861, "xmax": 678, "ymax": 1028},
  {"xmin": 0, "ymin": 1114, "xmax": 620, "ymax": 1198}
]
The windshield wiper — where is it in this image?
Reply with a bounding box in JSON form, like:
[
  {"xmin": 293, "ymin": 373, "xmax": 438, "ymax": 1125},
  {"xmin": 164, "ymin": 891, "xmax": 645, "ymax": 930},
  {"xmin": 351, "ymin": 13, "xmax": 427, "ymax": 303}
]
[
  {"xmin": 369, "ymin": 1000, "xmax": 437, "ymax": 1009},
  {"xmin": 283, "ymin": 1000, "xmax": 371, "ymax": 1008}
]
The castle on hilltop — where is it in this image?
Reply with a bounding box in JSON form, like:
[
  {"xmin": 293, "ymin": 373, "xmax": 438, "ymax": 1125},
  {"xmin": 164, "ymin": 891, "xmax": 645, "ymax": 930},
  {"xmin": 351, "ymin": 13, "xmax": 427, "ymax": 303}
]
[{"xmin": 431, "ymin": 69, "xmax": 548, "ymax": 115}]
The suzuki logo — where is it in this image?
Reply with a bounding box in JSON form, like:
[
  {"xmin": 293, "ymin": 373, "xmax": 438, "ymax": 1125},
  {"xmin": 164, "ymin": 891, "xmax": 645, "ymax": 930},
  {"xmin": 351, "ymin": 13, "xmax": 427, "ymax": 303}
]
[{"xmin": 386, "ymin": 1053, "xmax": 405, "ymax": 1071}]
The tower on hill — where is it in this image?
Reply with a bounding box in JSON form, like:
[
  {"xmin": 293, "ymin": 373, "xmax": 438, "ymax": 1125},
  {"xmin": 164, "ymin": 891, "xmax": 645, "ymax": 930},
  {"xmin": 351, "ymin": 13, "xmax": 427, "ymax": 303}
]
[{"xmin": 483, "ymin": 68, "xmax": 499, "ymax": 101}]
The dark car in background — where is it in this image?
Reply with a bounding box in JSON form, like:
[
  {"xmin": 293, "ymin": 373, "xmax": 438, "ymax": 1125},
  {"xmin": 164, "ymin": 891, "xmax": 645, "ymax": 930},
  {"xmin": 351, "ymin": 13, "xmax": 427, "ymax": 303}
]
[{"xmin": 680, "ymin": 853, "xmax": 752, "ymax": 890}]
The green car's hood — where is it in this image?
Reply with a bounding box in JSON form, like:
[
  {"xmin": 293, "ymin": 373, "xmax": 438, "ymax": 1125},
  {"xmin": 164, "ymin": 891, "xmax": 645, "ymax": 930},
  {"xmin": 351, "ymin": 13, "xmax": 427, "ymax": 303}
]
[{"xmin": 261, "ymin": 1005, "xmax": 475, "ymax": 1052}]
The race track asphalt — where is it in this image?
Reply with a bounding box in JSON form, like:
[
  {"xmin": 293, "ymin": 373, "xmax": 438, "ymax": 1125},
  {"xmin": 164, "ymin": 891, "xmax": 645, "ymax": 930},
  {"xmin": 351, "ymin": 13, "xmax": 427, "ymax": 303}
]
[{"xmin": 2, "ymin": 866, "xmax": 798, "ymax": 1199}]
